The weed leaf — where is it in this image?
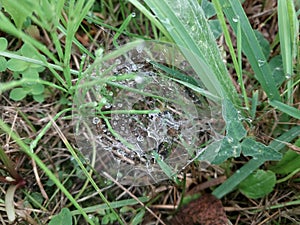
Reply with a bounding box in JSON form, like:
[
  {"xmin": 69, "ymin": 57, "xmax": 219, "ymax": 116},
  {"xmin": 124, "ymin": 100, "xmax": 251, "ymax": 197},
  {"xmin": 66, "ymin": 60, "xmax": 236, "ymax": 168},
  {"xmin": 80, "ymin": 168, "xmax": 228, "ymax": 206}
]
[
  {"xmin": 222, "ymin": 98, "xmax": 246, "ymax": 141},
  {"xmin": 270, "ymin": 146, "xmax": 300, "ymax": 175},
  {"xmin": 1, "ymin": 0, "xmax": 34, "ymax": 29},
  {"xmin": 0, "ymin": 57, "xmax": 7, "ymax": 72},
  {"xmin": 49, "ymin": 208, "xmax": 72, "ymax": 225},
  {"xmin": 241, "ymin": 138, "xmax": 282, "ymax": 161},
  {"xmin": 238, "ymin": 170, "xmax": 276, "ymax": 199},
  {"xmin": 131, "ymin": 209, "xmax": 145, "ymax": 225},
  {"xmin": 212, "ymin": 137, "xmax": 241, "ymax": 164},
  {"xmin": 0, "ymin": 37, "xmax": 8, "ymax": 51},
  {"xmin": 9, "ymin": 88, "xmax": 27, "ymax": 101}
]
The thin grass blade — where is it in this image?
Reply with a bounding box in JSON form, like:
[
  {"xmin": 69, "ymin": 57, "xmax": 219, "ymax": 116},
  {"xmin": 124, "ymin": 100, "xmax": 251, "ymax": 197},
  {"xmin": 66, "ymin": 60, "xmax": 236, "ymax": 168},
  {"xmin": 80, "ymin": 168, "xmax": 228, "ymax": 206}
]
[
  {"xmin": 143, "ymin": 0, "xmax": 240, "ymax": 105},
  {"xmin": 218, "ymin": 0, "xmax": 281, "ymax": 101}
]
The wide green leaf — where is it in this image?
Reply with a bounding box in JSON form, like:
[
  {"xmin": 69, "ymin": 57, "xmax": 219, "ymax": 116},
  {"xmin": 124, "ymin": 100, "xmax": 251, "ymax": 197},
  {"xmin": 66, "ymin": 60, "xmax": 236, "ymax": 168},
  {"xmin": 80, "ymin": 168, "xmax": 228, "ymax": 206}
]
[
  {"xmin": 222, "ymin": 98, "xmax": 246, "ymax": 141},
  {"xmin": 0, "ymin": 57, "xmax": 7, "ymax": 72},
  {"xmin": 238, "ymin": 170, "xmax": 276, "ymax": 199},
  {"xmin": 7, "ymin": 58, "xmax": 29, "ymax": 72},
  {"xmin": 241, "ymin": 138, "xmax": 282, "ymax": 161},
  {"xmin": 9, "ymin": 88, "xmax": 27, "ymax": 101},
  {"xmin": 270, "ymin": 149, "xmax": 300, "ymax": 175},
  {"xmin": 213, "ymin": 126, "xmax": 300, "ymax": 199},
  {"xmin": 1, "ymin": 0, "xmax": 34, "ymax": 29},
  {"xmin": 49, "ymin": 208, "xmax": 72, "ymax": 225}
]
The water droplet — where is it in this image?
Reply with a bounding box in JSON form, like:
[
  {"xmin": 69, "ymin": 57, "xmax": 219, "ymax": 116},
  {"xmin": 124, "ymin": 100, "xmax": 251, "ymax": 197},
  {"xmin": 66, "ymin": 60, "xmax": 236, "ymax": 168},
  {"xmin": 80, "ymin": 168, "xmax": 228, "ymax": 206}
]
[
  {"xmin": 137, "ymin": 135, "xmax": 144, "ymax": 142},
  {"xmin": 131, "ymin": 12, "xmax": 136, "ymax": 17},
  {"xmin": 135, "ymin": 75, "xmax": 144, "ymax": 84},
  {"xmin": 92, "ymin": 117, "xmax": 100, "ymax": 124},
  {"xmin": 258, "ymin": 59, "xmax": 266, "ymax": 67},
  {"xmin": 105, "ymin": 103, "xmax": 112, "ymax": 109},
  {"xmin": 161, "ymin": 18, "xmax": 170, "ymax": 25},
  {"xmin": 115, "ymin": 59, "xmax": 121, "ymax": 65},
  {"xmin": 136, "ymin": 44, "xmax": 144, "ymax": 53},
  {"xmin": 131, "ymin": 64, "xmax": 137, "ymax": 71},
  {"xmin": 232, "ymin": 17, "xmax": 239, "ymax": 23},
  {"xmin": 285, "ymin": 73, "xmax": 291, "ymax": 79}
]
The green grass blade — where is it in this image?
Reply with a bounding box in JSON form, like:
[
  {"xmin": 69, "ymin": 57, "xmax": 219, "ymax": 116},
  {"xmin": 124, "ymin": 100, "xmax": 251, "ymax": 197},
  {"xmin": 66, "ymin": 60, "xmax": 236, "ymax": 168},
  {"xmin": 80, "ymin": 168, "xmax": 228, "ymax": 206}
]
[
  {"xmin": 50, "ymin": 119, "xmax": 125, "ymax": 224},
  {"xmin": 0, "ymin": 120, "xmax": 95, "ymax": 225},
  {"xmin": 113, "ymin": 13, "xmax": 134, "ymax": 48},
  {"xmin": 212, "ymin": 0, "xmax": 249, "ymax": 109},
  {"xmin": 278, "ymin": 0, "xmax": 298, "ymax": 104},
  {"xmin": 128, "ymin": 0, "xmax": 172, "ymax": 40},
  {"xmin": 278, "ymin": 0, "xmax": 293, "ymax": 77},
  {"xmin": 269, "ymin": 100, "xmax": 300, "ymax": 120},
  {"xmin": 63, "ymin": 0, "xmax": 95, "ymax": 87},
  {"xmin": 218, "ymin": 0, "xmax": 281, "ymax": 101},
  {"xmin": 143, "ymin": 0, "xmax": 240, "ymax": 105},
  {"xmin": 213, "ymin": 125, "xmax": 300, "ymax": 199},
  {"xmin": 71, "ymin": 197, "xmax": 150, "ymax": 215}
]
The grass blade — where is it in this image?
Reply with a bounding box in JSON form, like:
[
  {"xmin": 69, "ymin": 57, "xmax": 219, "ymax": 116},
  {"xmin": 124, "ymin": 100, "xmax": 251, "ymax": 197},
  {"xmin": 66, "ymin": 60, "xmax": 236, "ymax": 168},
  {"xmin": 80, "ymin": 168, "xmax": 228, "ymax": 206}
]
[
  {"xmin": 128, "ymin": 0, "xmax": 171, "ymax": 40},
  {"xmin": 212, "ymin": 0, "xmax": 249, "ymax": 109},
  {"xmin": 218, "ymin": 0, "xmax": 281, "ymax": 101},
  {"xmin": 71, "ymin": 197, "xmax": 150, "ymax": 215},
  {"xmin": 0, "ymin": 120, "xmax": 96, "ymax": 225},
  {"xmin": 278, "ymin": 0, "xmax": 299, "ymax": 104},
  {"xmin": 143, "ymin": 0, "xmax": 240, "ymax": 105},
  {"xmin": 269, "ymin": 100, "xmax": 300, "ymax": 120}
]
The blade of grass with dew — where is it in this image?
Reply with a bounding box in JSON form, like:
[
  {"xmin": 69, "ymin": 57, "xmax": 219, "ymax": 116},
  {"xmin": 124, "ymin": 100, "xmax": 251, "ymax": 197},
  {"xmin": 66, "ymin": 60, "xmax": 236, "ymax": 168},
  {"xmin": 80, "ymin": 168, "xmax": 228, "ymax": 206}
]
[
  {"xmin": 113, "ymin": 13, "xmax": 135, "ymax": 48},
  {"xmin": 278, "ymin": 0, "xmax": 299, "ymax": 104},
  {"xmin": 269, "ymin": 100, "xmax": 300, "ymax": 120},
  {"xmin": 71, "ymin": 197, "xmax": 149, "ymax": 215},
  {"xmin": 63, "ymin": 0, "xmax": 95, "ymax": 87},
  {"xmin": 57, "ymin": 25, "xmax": 95, "ymax": 60},
  {"xmin": 128, "ymin": 0, "xmax": 171, "ymax": 40},
  {"xmin": 218, "ymin": 0, "xmax": 281, "ymax": 101},
  {"xmin": 152, "ymin": 151, "xmax": 180, "ymax": 185},
  {"xmin": 213, "ymin": 125, "xmax": 300, "ymax": 199},
  {"xmin": 143, "ymin": 0, "xmax": 240, "ymax": 106},
  {"xmin": 49, "ymin": 117, "xmax": 125, "ymax": 225},
  {"xmin": 212, "ymin": 0, "xmax": 249, "ymax": 109},
  {"xmin": 0, "ymin": 120, "xmax": 96, "ymax": 225},
  {"xmin": 0, "ymin": 78, "xmax": 68, "ymax": 96}
]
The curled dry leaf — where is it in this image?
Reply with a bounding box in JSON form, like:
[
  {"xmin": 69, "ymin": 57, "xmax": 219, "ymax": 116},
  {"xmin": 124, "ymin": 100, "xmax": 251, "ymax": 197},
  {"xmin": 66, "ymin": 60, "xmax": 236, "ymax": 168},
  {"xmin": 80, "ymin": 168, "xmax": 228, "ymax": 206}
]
[{"xmin": 169, "ymin": 193, "xmax": 228, "ymax": 225}]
